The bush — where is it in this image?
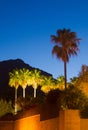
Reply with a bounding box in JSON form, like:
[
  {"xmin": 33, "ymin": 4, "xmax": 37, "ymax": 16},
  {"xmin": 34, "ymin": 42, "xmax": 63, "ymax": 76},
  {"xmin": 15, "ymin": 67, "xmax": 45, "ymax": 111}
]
[
  {"xmin": 46, "ymin": 89, "xmax": 61, "ymax": 104},
  {"xmin": 17, "ymin": 96, "xmax": 31, "ymax": 110},
  {"xmin": 0, "ymin": 99, "xmax": 14, "ymax": 117},
  {"xmin": 57, "ymin": 85, "xmax": 87, "ymax": 110},
  {"xmin": 17, "ymin": 95, "xmax": 45, "ymax": 111},
  {"xmin": 80, "ymin": 100, "xmax": 88, "ymax": 118}
]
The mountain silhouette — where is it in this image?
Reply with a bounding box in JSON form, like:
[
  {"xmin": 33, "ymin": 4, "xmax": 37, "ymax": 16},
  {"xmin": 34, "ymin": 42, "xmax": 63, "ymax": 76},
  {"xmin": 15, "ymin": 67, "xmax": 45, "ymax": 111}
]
[{"xmin": 0, "ymin": 59, "xmax": 52, "ymax": 100}]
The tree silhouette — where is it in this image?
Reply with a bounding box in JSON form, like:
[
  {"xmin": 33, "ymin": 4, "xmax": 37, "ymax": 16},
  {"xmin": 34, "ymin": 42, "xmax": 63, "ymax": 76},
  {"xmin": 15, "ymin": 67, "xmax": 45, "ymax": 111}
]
[{"xmin": 51, "ymin": 28, "xmax": 80, "ymax": 88}]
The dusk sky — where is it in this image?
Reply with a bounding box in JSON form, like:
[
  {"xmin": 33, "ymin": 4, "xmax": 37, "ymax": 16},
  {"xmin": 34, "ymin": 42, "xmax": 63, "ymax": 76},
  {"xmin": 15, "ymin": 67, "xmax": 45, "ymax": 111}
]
[{"xmin": 0, "ymin": 0, "xmax": 88, "ymax": 81}]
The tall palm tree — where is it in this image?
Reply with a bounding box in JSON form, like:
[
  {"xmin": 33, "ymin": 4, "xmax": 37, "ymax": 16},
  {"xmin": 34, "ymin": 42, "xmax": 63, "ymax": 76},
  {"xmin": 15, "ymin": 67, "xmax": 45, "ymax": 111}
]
[
  {"xmin": 9, "ymin": 69, "xmax": 20, "ymax": 114},
  {"xmin": 51, "ymin": 28, "xmax": 80, "ymax": 88},
  {"xmin": 19, "ymin": 68, "xmax": 31, "ymax": 98},
  {"xmin": 30, "ymin": 69, "xmax": 43, "ymax": 98}
]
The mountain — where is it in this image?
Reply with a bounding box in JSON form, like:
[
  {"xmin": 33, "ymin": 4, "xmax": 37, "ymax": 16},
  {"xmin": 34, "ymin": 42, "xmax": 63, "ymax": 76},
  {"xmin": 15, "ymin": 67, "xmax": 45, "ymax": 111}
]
[{"xmin": 0, "ymin": 59, "xmax": 52, "ymax": 100}]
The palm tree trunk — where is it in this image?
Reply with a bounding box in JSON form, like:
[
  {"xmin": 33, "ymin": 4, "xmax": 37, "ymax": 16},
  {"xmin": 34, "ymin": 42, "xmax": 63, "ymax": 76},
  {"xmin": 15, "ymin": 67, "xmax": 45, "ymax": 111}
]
[
  {"xmin": 34, "ymin": 87, "xmax": 36, "ymax": 98},
  {"xmin": 64, "ymin": 62, "xmax": 67, "ymax": 89},
  {"xmin": 23, "ymin": 88, "xmax": 25, "ymax": 98},
  {"xmin": 15, "ymin": 88, "xmax": 17, "ymax": 114}
]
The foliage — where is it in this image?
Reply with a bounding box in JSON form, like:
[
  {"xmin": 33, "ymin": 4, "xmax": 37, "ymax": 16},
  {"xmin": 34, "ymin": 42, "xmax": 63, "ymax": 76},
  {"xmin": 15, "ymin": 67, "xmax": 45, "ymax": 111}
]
[
  {"xmin": 9, "ymin": 68, "xmax": 21, "ymax": 114},
  {"xmin": 17, "ymin": 96, "xmax": 45, "ymax": 111},
  {"xmin": 71, "ymin": 66, "xmax": 88, "ymax": 97},
  {"xmin": 78, "ymin": 65, "xmax": 88, "ymax": 82},
  {"xmin": 51, "ymin": 29, "xmax": 80, "ymax": 62},
  {"xmin": 80, "ymin": 100, "xmax": 88, "ymax": 118},
  {"xmin": 9, "ymin": 68, "xmax": 32, "ymax": 98},
  {"xmin": 56, "ymin": 75, "xmax": 65, "ymax": 90},
  {"xmin": 46, "ymin": 89, "xmax": 61, "ymax": 104},
  {"xmin": 19, "ymin": 68, "xmax": 31, "ymax": 87},
  {"xmin": 17, "ymin": 96, "xmax": 31, "ymax": 110},
  {"xmin": 57, "ymin": 85, "xmax": 87, "ymax": 110},
  {"xmin": 9, "ymin": 68, "xmax": 20, "ymax": 89},
  {"xmin": 70, "ymin": 76, "xmax": 79, "ymax": 85},
  {"xmin": 18, "ymin": 68, "xmax": 31, "ymax": 98},
  {"xmin": 29, "ymin": 96, "xmax": 45, "ymax": 106},
  {"xmin": 29, "ymin": 69, "xmax": 44, "ymax": 98},
  {"xmin": 41, "ymin": 76, "xmax": 56, "ymax": 93},
  {"xmin": 0, "ymin": 99, "xmax": 14, "ymax": 117},
  {"xmin": 72, "ymin": 65, "xmax": 88, "ymax": 92}
]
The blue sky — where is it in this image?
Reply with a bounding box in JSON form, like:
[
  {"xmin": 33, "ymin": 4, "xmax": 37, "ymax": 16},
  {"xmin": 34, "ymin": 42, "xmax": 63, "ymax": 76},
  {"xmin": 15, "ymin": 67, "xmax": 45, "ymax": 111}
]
[{"xmin": 0, "ymin": 0, "xmax": 88, "ymax": 81}]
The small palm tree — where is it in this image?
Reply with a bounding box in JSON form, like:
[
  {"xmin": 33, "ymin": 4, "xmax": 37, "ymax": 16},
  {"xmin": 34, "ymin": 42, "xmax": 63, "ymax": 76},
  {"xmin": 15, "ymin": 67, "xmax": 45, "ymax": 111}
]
[
  {"xmin": 41, "ymin": 76, "xmax": 56, "ymax": 94},
  {"xmin": 9, "ymin": 69, "xmax": 20, "ymax": 114},
  {"xmin": 30, "ymin": 69, "xmax": 43, "ymax": 98},
  {"xmin": 19, "ymin": 68, "xmax": 31, "ymax": 98},
  {"xmin": 56, "ymin": 75, "xmax": 65, "ymax": 90},
  {"xmin": 51, "ymin": 28, "xmax": 80, "ymax": 88}
]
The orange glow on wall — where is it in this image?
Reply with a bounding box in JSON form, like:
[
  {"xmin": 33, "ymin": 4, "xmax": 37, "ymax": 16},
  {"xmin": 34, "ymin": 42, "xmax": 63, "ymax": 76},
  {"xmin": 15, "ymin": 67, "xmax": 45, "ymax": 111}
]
[{"xmin": 14, "ymin": 114, "xmax": 40, "ymax": 130}]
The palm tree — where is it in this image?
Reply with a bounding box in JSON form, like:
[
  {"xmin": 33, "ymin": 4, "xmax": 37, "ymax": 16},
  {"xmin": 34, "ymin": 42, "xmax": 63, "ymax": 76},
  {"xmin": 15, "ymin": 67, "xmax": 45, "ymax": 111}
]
[
  {"xmin": 41, "ymin": 76, "xmax": 56, "ymax": 94},
  {"xmin": 30, "ymin": 69, "xmax": 43, "ymax": 98},
  {"xmin": 51, "ymin": 28, "xmax": 80, "ymax": 88},
  {"xmin": 19, "ymin": 68, "xmax": 31, "ymax": 98},
  {"xmin": 56, "ymin": 75, "xmax": 65, "ymax": 90},
  {"xmin": 9, "ymin": 69, "xmax": 20, "ymax": 114}
]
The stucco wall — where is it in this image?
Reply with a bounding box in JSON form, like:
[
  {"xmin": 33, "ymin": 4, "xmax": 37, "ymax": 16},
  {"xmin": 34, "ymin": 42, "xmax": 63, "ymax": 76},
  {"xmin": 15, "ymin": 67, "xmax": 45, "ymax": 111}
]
[
  {"xmin": 80, "ymin": 119, "xmax": 88, "ymax": 130},
  {"xmin": 40, "ymin": 117, "xmax": 59, "ymax": 130},
  {"xmin": 59, "ymin": 110, "xmax": 80, "ymax": 130},
  {"xmin": 14, "ymin": 114, "xmax": 40, "ymax": 130}
]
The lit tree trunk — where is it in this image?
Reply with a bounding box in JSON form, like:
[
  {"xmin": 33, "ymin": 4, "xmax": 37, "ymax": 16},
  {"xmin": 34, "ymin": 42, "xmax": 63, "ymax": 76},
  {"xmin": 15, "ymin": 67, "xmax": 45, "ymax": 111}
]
[
  {"xmin": 34, "ymin": 87, "xmax": 37, "ymax": 98},
  {"xmin": 33, "ymin": 83, "xmax": 37, "ymax": 98},
  {"xmin": 64, "ymin": 62, "xmax": 67, "ymax": 89},
  {"xmin": 15, "ymin": 88, "xmax": 17, "ymax": 114},
  {"xmin": 23, "ymin": 88, "xmax": 25, "ymax": 98}
]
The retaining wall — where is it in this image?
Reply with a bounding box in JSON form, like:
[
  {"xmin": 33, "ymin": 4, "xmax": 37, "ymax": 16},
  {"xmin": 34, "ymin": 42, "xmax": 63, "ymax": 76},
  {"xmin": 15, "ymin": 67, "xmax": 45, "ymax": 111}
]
[{"xmin": 0, "ymin": 110, "xmax": 88, "ymax": 130}]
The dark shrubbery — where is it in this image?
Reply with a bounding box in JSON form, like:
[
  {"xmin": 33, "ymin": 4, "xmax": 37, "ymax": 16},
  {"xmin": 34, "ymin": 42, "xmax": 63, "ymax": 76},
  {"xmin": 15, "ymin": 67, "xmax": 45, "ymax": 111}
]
[
  {"xmin": 80, "ymin": 100, "xmax": 88, "ymax": 118},
  {"xmin": 46, "ymin": 89, "xmax": 61, "ymax": 104},
  {"xmin": 57, "ymin": 85, "xmax": 88, "ymax": 110},
  {"xmin": 17, "ymin": 95, "xmax": 45, "ymax": 111}
]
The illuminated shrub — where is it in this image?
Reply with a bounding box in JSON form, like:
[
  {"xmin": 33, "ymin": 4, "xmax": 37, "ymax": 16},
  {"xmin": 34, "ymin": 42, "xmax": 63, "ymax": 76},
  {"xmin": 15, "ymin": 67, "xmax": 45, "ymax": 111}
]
[{"xmin": 0, "ymin": 99, "xmax": 14, "ymax": 117}]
